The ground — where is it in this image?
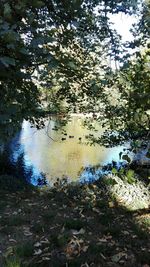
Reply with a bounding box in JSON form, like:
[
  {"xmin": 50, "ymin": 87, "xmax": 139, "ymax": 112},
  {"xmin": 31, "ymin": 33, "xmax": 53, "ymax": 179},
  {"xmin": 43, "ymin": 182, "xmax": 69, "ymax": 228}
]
[{"xmin": 0, "ymin": 178, "xmax": 150, "ymax": 267}]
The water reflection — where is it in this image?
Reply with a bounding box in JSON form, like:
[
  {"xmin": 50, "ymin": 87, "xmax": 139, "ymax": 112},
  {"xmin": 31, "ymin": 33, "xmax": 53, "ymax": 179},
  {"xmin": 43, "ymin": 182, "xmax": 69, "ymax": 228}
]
[{"xmin": 10, "ymin": 116, "xmax": 125, "ymax": 185}]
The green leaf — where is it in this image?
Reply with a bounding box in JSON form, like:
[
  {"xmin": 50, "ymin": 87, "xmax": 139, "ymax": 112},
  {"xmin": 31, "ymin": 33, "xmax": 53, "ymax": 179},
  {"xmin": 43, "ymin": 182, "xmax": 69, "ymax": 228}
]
[
  {"xmin": 4, "ymin": 3, "xmax": 12, "ymax": 19},
  {"xmin": 104, "ymin": 178, "xmax": 117, "ymax": 186},
  {"xmin": 119, "ymin": 168, "xmax": 125, "ymax": 175},
  {"xmin": 112, "ymin": 168, "xmax": 118, "ymax": 175},
  {"xmin": 4, "ymin": 31, "xmax": 19, "ymax": 43},
  {"xmin": 15, "ymin": 2, "xmax": 26, "ymax": 10},
  {"xmin": 19, "ymin": 48, "xmax": 29, "ymax": 55},
  {"xmin": 126, "ymin": 169, "xmax": 134, "ymax": 179},
  {"xmin": 7, "ymin": 104, "xmax": 19, "ymax": 114},
  {"xmin": 126, "ymin": 169, "xmax": 135, "ymax": 184},
  {"xmin": 68, "ymin": 61, "xmax": 77, "ymax": 70},
  {"xmin": 32, "ymin": 0, "xmax": 45, "ymax": 8},
  {"xmin": 0, "ymin": 56, "xmax": 16, "ymax": 67}
]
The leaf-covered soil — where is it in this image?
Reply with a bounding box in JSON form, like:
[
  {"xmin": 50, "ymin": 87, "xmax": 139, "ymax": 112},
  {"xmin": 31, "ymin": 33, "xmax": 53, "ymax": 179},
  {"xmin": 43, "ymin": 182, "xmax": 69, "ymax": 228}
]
[{"xmin": 0, "ymin": 180, "xmax": 150, "ymax": 267}]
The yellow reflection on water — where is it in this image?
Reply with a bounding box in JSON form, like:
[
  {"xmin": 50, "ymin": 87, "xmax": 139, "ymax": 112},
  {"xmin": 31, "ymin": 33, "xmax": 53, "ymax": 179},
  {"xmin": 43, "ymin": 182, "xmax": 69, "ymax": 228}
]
[{"xmin": 20, "ymin": 116, "xmax": 123, "ymax": 182}]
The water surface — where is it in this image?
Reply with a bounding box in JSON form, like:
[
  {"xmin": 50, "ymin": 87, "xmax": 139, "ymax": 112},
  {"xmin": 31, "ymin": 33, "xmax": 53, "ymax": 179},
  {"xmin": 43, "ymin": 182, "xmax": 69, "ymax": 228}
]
[{"xmin": 10, "ymin": 116, "xmax": 125, "ymax": 185}]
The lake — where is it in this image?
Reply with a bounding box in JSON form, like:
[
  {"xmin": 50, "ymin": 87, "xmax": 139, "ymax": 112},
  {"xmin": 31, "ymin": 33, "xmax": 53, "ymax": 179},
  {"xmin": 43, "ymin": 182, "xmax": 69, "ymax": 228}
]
[{"xmin": 9, "ymin": 116, "xmax": 125, "ymax": 185}]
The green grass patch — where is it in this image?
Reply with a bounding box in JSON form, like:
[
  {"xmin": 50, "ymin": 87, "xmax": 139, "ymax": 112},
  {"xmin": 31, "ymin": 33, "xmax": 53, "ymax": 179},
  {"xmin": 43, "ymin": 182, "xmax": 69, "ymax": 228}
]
[
  {"xmin": 137, "ymin": 215, "xmax": 150, "ymax": 229},
  {"xmin": 131, "ymin": 223, "xmax": 149, "ymax": 240},
  {"xmin": 4, "ymin": 257, "xmax": 21, "ymax": 267},
  {"xmin": 8, "ymin": 216, "xmax": 27, "ymax": 226},
  {"xmin": 0, "ymin": 225, "xmax": 13, "ymax": 234},
  {"xmin": 42, "ymin": 210, "xmax": 55, "ymax": 222},
  {"xmin": 15, "ymin": 241, "xmax": 34, "ymax": 258},
  {"xmin": 89, "ymin": 243, "xmax": 104, "ymax": 254},
  {"xmin": 50, "ymin": 233, "xmax": 69, "ymax": 248},
  {"xmin": 0, "ymin": 215, "xmax": 27, "ymax": 227}
]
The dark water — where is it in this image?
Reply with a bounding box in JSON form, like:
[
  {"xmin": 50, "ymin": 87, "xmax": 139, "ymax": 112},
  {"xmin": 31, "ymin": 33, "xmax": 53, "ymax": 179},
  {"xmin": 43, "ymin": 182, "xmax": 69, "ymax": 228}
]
[{"xmin": 9, "ymin": 116, "xmax": 126, "ymax": 186}]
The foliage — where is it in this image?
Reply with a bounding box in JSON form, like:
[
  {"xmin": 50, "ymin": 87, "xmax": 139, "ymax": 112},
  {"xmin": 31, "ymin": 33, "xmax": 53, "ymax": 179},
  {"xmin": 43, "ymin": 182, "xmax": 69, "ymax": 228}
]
[
  {"xmin": 93, "ymin": 0, "xmax": 150, "ymax": 148},
  {"xmin": 0, "ymin": 0, "xmax": 141, "ymax": 143},
  {"xmin": 89, "ymin": 46, "xmax": 150, "ymax": 149}
]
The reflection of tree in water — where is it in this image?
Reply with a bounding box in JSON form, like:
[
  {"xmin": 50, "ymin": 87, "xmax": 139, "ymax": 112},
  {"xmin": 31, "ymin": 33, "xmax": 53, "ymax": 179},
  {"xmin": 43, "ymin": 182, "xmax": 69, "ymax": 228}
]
[{"xmin": 0, "ymin": 144, "xmax": 47, "ymax": 188}]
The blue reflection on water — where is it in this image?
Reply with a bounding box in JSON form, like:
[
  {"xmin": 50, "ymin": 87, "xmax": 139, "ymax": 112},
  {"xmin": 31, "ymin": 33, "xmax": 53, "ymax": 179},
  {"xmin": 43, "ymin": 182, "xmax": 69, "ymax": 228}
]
[
  {"xmin": 80, "ymin": 167, "xmax": 105, "ymax": 183},
  {"xmin": 8, "ymin": 133, "xmax": 45, "ymax": 186},
  {"xmin": 79, "ymin": 161, "xmax": 126, "ymax": 184}
]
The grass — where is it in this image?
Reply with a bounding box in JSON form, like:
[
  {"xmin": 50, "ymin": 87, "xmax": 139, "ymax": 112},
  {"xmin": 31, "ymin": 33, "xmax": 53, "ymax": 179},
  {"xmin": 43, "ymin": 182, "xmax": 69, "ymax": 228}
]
[
  {"xmin": 50, "ymin": 233, "xmax": 69, "ymax": 248},
  {"xmin": 0, "ymin": 225, "xmax": 13, "ymax": 234},
  {"xmin": 42, "ymin": 210, "xmax": 55, "ymax": 222},
  {"xmin": 0, "ymin": 215, "xmax": 27, "ymax": 227},
  {"xmin": 89, "ymin": 243, "xmax": 104, "ymax": 254},
  {"xmin": 136, "ymin": 214, "xmax": 150, "ymax": 229},
  {"xmin": 5, "ymin": 257, "xmax": 21, "ymax": 267},
  {"xmin": 131, "ymin": 223, "xmax": 149, "ymax": 240},
  {"xmin": 15, "ymin": 241, "xmax": 34, "ymax": 258}
]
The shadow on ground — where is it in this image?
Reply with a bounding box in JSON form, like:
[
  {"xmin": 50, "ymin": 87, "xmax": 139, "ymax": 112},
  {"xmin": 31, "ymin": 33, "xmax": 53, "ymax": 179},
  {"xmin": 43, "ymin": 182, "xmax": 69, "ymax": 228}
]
[{"xmin": 0, "ymin": 178, "xmax": 149, "ymax": 267}]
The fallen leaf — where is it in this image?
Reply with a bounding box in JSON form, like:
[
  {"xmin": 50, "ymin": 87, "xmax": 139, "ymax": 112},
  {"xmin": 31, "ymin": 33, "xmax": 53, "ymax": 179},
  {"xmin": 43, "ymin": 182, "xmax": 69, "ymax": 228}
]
[
  {"xmin": 41, "ymin": 253, "xmax": 51, "ymax": 257},
  {"xmin": 72, "ymin": 228, "xmax": 85, "ymax": 235},
  {"xmin": 98, "ymin": 238, "xmax": 107, "ymax": 243},
  {"xmin": 100, "ymin": 253, "xmax": 106, "ymax": 260},
  {"xmin": 92, "ymin": 208, "xmax": 100, "ymax": 213},
  {"xmin": 34, "ymin": 249, "xmax": 42, "ymax": 255},
  {"xmin": 42, "ymin": 257, "xmax": 50, "ymax": 260},
  {"xmin": 9, "ymin": 239, "xmax": 17, "ymax": 243},
  {"xmin": 34, "ymin": 242, "xmax": 41, "ymax": 247},
  {"xmin": 122, "ymin": 231, "xmax": 130, "ymax": 235},
  {"xmin": 108, "ymin": 201, "xmax": 114, "ymax": 208},
  {"xmin": 24, "ymin": 231, "xmax": 32, "ymax": 236},
  {"xmin": 41, "ymin": 238, "xmax": 49, "ymax": 244},
  {"xmin": 81, "ymin": 263, "xmax": 90, "ymax": 267},
  {"xmin": 82, "ymin": 245, "xmax": 89, "ymax": 252},
  {"xmin": 111, "ymin": 252, "xmax": 126, "ymax": 263}
]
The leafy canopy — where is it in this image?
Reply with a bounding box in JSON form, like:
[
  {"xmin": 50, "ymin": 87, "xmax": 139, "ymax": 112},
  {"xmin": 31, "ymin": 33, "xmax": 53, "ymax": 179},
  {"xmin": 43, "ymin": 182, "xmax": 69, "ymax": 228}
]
[{"xmin": 0, "ymin": 0, "xmax": 145, "ymax": 145}]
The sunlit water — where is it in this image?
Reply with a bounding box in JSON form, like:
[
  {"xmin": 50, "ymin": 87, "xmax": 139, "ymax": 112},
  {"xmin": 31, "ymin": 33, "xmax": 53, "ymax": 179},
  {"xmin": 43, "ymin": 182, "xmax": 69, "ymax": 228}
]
[{"xmin": 9, "ymin": 116, "xmax": 125, "ymax": 185}]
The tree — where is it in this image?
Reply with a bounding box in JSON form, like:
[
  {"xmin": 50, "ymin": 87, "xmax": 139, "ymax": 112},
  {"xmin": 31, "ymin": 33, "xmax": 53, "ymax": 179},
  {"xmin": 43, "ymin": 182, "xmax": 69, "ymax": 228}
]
[
  {"xmin": 83, "ymin": 0, "xmax": 150, "ymax": 164},
  {"xmin": 0, "ymin": 0, "xmax": 141, "ymax": 143},
  {"xmin": 94, "ymin": 48, "xmax": 150, "ymax": 147}
]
